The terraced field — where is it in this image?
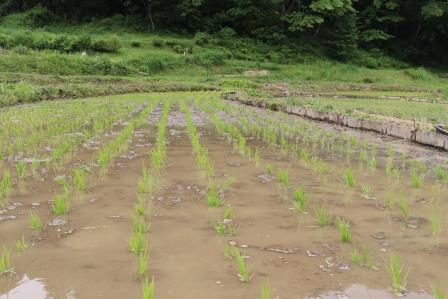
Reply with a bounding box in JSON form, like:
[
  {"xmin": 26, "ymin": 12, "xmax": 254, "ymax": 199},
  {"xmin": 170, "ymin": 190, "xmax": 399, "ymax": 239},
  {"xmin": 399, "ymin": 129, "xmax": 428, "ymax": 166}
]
[{"xmin": 0, "ymin": 92, "xmax": 447, "ymax": 299}]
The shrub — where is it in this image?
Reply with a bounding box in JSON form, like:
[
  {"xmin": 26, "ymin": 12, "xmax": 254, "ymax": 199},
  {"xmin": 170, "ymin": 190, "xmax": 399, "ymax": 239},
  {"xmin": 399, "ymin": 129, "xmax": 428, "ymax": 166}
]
[
  {"xmin": 193, "ymin": 32, "xmax": 210, "ymax": 46},
  {"xmin": 404, "ymin": 67, "xmax": 433, "ymax": 80},
  {"xmin": 93, "ymin": 37, "xmax": 121, "ymax": 52},
  {"xmin": 152, "ymin": 39, "xmax": 164, "ymax": 47},
  {"xmin": 131, "ymin": 41, "xmax": 141, "ymax": 48}
]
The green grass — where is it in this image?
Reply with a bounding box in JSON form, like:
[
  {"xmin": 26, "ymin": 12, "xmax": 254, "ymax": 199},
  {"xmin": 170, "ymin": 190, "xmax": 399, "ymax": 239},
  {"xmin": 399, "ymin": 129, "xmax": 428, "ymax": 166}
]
[
  {"xmin": 142, "ymin": 277, "xmax": 155, "ymax": 299},
  {"xmin": 293, "ymin": 185, "xmax": 308, "ymax": 212},
  {"xmin": 260, "ymin": 280, "xmax": 270, "ymax": 299},
  {"xmin": 315, "ymin": 206, "xmax": 332, "ymax": 226},
  {"xmin": 52, "ymin": 193, "xmax": 70, "ymax": 215},
  {"xmin": 15, "ymin": 236, "xmax": 29, "ymax": 252},
  {"xmin": 351, "ymin": 243, "xmax": 374, "ymax": 268},
  {"xmin": 235, "ymin": 249, "xmax": 249, "ymax": 282},
  {"xmin": 432, "ymin": 285, "xmax": 447, "ymax": 299},
  {"xmin": 336, "ymin": 217, "xmax": 351, "ymax": 243},
  {"xmin": 343, "ymin": 169, "xmax": 356, "ymax": 188},
  {"xmin": 386, "ymin": 254, "xmax": 410, "ymax": 295},
  {"xmin": 138, "ymin": 248, "xmax": 150, "ymax": 278},
  {"xmin": 30, "ymin": 211, "xmax": 44, "ymax": 231},
  {"xmin": 72, "ymin": 168, "xmax": 87, "ymax": 191},
  {"xmin": 0, "ymin": 246, "xmax": 13, "ymax": 275},
  {"xmin": 129, "ymin": 231, "xmax": 148, "ymax": 255},
  {"xmin": 207, "ymin": 183, "xmax": 222, "ymax": 207}
]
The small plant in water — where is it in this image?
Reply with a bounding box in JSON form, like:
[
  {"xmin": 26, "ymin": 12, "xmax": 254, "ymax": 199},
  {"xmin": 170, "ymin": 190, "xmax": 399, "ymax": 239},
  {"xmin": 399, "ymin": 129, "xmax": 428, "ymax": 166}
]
[
  {"xmin": 265, "ymin": 164, "xmax": 273, "ymax": 177},
  {"xmin": 351, "ymin": 243, "xmax": 374, "ymax": 268},
  {"xmin": 336, "ymin": 217, "xmax": 351, "ymax": 243},
  {"xmin": 138, "ymin": 248, "xmax": 150, "ymax": 278},
  {"xmin": 52, "ymin": 193, "xmax": 70, "ymax": 215},
  {"xmin": 399, "ymin": 196, "xmax": 410, "ymax": 221},
  {"xmin": 16, "ymin": 161, "xmax": 26, "ymax": 180},
  {"xmin": 143, "ymin": 277, "xmax": 155, "ymax": 299},
  {"xmin": 215, "ymin": 221, "xmax": 227, "ymax": 235},
  {"xmin": 129, "ymin": 231, "xmax": 148, "ymax": 255},
  {"xmin": 315, "ymin": 206, "xmax": 332, "ymax": 226},
  {"xmin": 361, "ymin": 185, "xmax": 372, "ymax": 198},
  {"xmin": 0, "ymin": 246, "xmax": 13, "ymax": 275},
  {"xmin": 261, "ymin": 280, "xmax": 270, "ymax": 299},
  {"xmin": 30, "ymin": 211, "xmax": 44, "ymax": 231},
  {"xmin": 387, "ymin": 254, "xmax": 410, "ymax": 295},
  {"xmin": 293, "ymin": 185, "xmax": 308, "ymax": 212},
  {"xmin": 429, "ymin": 203, "xmax": 443, "ymax": 237},
  {"xmin": 432, "ymin": 284, "xmax": 447, "ymax": 299},
  {"xmin": 207, "ymin": 183, "xmax": 221, "ymax": 207},
  {"xmin": 344, "ymin": 169, "xmax": 355, "ymax": 188},
  {"xmin": 224, "ymin": 205, "xmax": 233, "ymax": 221},
  {"xmin": 72, "ymin": 168, "xmax": 87, "ymax": 192},
  {"xmin": 15, "ymin": 236, "xmax": 28, "ymax": 252},
  {"xmin": 235, "ymin": 249, "xmax": 249, "ymax": 282},
  {"xmin": 410, "ymin": 169, "xmax": 423, "ymax": 188},
  {"xmin": 276, "ymin": 169, "xmax": 289, "ymax": 189}
]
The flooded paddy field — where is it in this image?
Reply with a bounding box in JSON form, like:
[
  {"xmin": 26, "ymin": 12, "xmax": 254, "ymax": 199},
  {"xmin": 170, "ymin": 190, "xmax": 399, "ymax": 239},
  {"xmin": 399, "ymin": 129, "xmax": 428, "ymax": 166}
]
[{"xmin": 0, "ymin": 92, "xmax": 447, "ymax": 299}]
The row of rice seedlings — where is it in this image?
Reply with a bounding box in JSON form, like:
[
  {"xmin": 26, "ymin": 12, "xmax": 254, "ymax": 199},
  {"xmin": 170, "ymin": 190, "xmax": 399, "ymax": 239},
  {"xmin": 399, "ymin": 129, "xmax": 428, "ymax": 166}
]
[
  {"xmin": 97, "ymin": 103, "xmax": 157, "ymax": 175},
  {"xmin": 132, "ymin": 101, "xmax": 171, "ymax": 298}
]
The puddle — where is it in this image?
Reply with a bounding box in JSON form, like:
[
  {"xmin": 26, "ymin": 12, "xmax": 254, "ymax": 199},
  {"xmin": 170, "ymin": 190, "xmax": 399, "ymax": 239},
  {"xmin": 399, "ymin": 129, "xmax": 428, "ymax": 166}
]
[
  {"xmin": 0, "ymin": 275, "xmax": 50, "ymax": 299},
  {"xmin": 0, "ymin": 275, "xmax": 76, "ymax": 299},
  {"xmin": 311, "ymin": 284, "xmax": 433, "ymax": 299}
]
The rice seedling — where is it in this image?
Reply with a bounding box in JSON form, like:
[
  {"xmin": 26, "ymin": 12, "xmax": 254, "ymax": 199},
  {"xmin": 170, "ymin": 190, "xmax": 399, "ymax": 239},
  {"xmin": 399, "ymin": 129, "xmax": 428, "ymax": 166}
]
[
  {"xmin": 215, "ymin": 221, "xmax": 227, "ymax": 235},
  {"xmin": 315, "ymin": 206, "xmax": 332, "ymax": 226},
  {"xmin": 432, "ymin": 285, "xmax": 447, "ymax": 299},
  {"xmin": 336, "ymin": 217, "xmax": 351, "ymax": 243},
  {"xmin": 260, "ymin": 280, "xmax": 270, "ymax": 299},
  {"xmin": 133, "ymin": 215, "xmax": 150, "ymax": 234},
  {"xmin": 30, "ymin": 211, "xmax": 44, "ymax": 231},
  {"xmin": 129, "ymin": 231, "xmax": 148, "ymax": 255},
  {"xmin": 386, "ymin": 158, "xmax": 394, "ymax": 175},
  {"xmin": 277, "ymin": 169, "xmax": 289, "ymax": 189},
  {"xmin": 223, "ymin": 243, "xmax": 240, "ymax": 260},
  {"xmin": 207, "ymin": 183, "xmax": 222, "ymax": 207},
  {"xmin": 265, "ymin": 164, "xmax": 273, "ymax": 177},
  {"xmin": 343, "ymin": 169, "xmax": 355, "ymax": 188},
  {"xmin": 138, "ymin": 167, "xmax": 158, "ymax": 194},
  {"xmin": 134, "ymin": 196, "xmax": 149, "ymax": 217},
  {"xmin": 361, "ymin": 185, "xmax": 372, "ymax": 198},
  {"xmin": 224, "ymin": 205, "xmax": 233, "ymax": 221},
  {"xmin": 0, "ymin": 170, "xmax": 13, "ymax": 203},
  {"xmin": 410, "ymin": 169, "xmax": 423, "ymax": 188},
  {"xmin": 386, "ymin": 254, "xmax": 410, "ymax": 295},
  {"xmin": 253, "ymin": 148, "xmax": 262, "ymax": 167},
  {"xmin": 384, "ymin": 192, "xmax": 394, "ymax": 209},
  {"xmin": 0, "ymin": 246, "xmax": 13, "ymax": 275},
  {"xmin": 293, "ymin": 185, "xmax": 308, "ymax": 212},
  {"xmin": 31, "ymin": 160, "xmax": 40, "ymax": 177},
  {"xmin": 15, "ymin": 236, "xmax": 29, "ymax": 252},
  {"xmin": 429, "ymin": 203, "xmax": 443, "ymax": 236},
  {"xmin": 351, "ymin": 243, "xmax": 374, "ymax": 268},
  {"xmin": 235, "ymin": 249, "xmax": 249, "ymax": 282},
  {"xmin": 434, "ymin": 166, "xmax": 448, "ymax": 182},
  {"xmin": 52, "ymin": 193, "xmax": 70, "ymax": 215},
  {"xmin": 72, "ymin": 168, "xmax": 87, "ymax": 192},
  {"xmin": 16, "ymin": 160, "xmax": 26, "ymax": 180},
  {"xmin": 142, "ymin": 277, "xmax": 155, "ymax": 299},
  {"xmin": 368, "ymin": 156, "xmax": 377, "ymax": 170},
  {"xmin": 399, "ymin": 196, "xmax": 410, "ymax": 221},
  {"xmin": 138, "ymin": 248, "xmax": 150, "ymax": 278}
]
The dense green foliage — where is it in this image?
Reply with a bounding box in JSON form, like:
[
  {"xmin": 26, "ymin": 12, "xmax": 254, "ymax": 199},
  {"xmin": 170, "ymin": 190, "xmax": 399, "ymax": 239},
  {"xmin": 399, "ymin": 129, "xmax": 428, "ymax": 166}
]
[{"xmin": 0, "ymin": 1, "xmax": 447, "ymax": 65}]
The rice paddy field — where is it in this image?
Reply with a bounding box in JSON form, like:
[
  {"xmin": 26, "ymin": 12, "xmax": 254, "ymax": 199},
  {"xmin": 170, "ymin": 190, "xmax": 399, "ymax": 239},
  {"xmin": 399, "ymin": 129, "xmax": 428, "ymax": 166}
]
[{"xmin": 0, "ymin": 91, "xmax": 447, "ymax": 299}]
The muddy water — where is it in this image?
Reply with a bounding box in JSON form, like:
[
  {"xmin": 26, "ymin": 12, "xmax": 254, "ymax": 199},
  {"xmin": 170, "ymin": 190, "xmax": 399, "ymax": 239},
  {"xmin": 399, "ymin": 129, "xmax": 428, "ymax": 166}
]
[{"xmin": 1, "ymin": 105, "xmax": 446, "ymax": 298}]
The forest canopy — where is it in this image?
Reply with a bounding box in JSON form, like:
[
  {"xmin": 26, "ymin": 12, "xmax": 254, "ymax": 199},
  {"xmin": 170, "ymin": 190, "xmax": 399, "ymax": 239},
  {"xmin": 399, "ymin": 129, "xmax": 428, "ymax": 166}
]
[{"xmin": 1, "ymin": 0, "xmax": 447, "ymax": 65}]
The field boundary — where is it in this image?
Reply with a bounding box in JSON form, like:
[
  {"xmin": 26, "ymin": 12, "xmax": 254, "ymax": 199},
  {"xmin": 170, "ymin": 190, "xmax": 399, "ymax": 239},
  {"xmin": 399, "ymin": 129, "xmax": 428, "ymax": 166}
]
[{"xmin": 223, "ymin": 92, "xmax": 448, "ymax": 151}]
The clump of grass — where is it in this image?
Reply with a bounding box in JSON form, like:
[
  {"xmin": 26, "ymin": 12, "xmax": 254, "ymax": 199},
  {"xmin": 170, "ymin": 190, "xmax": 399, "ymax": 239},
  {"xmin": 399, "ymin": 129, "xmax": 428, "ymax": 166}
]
[
  {"xmin": 72, "ymin": 168, "xmax": 87, "ymax": 192},
  {"xmin": 134, "ymin": 196, "xmax": 149, "ymax": 217},
  {"xmin": 265, "ymin": 164, "xmax": 273, "ymax": 177},
  {"xmin": 30, "ymin": 211, "xmax": 43, "ymax": 231},
  {"xmin": 224, "ymin": 205, "xmax": 233, "ymax": 221},
  {"xmin": 351, "ymin": 243, "xmax": 374, "ymax": 268},
  {"xmin": 207, "ymin": 183, "xmax": 221, "ymax": 207},
  {"xmin": 15, "ymin": 236, "xmax": 28, "ymax": 252},
  {"xmin": 16, "ymin": 160, "xmax": 26, "ymax": 180},
  {"xmin": 361, "ymin": 185, "xmax": 372, "ymax": 197},
  {"xmin": 315, "ymin": 206, "xmax": 332, "ymax": 226},
  {"xmin": 235, "ymin": 249, "xmax": 249, "ymax": 282},
  {"xmin": 133, "ymin": 215, "xmax": 150, "ymax": 234},
  {"xmin": 52, "ymin": 193, "xmax": 70, "ymax": 215},
  {"xmin": 336, "ymin": 217, "xmax": 351, "ymax": 243},
  {"xmin": 215, "ymin": 221, "xmax": 227, "ymax": 235},
  {"xmin": 429, "ymin": 203, "xmax": 443, "ymax": 236},
  {"xmin": 387, "ymin": 254, "xmax": 410, "ymax": 295},
  {"xmin": 399, "ymin": 196, "xmax": 410, "ymax": 221},
  {"xmin": 0, "ymin": 170, "xmax": 13, "ymax": 203},
  {"xmin": 138, "ymin": 248, "xmax": 150, "ymax": 278},
  {"xmin": 410, "ymin": 169, "xmax": 423, "ymax": 188},
  {"xmin": 0, "ymin": 246, "xmax": 13, "ymax": 275},
  {"xmin": 261, "ymin": 280, "xmax": 270, "ymax": 299},
  {"xmin": 129, "ymin": 231, "xmax": 148, "ymax": 255},
  {"xmin": 276, "ymin": 169, "xmax": 289, "ymax": 189},
  {"xmin": 138, "ymin": 166, "xmax": 158, "ymax": 194},
  {"xmin": 293, "ymin": 185, "xmax": 308, "ymax": 212},
  {"xmin": 343, "ymin": 169, "xmax": 355, "ymax": 188},
  {"xmin": 143, "ymin": 277, "xmax": 155, "ymax": 299},
  {"xmin": 224, "ymin": 243, "xmax": 240, "ymax": 260},
  {"xmin": 432, "ymin": 284, "xmax": 447, "ymax": 299},
  {"xmin": 434, "ymin": 166, "xmax": 448, "ymax": 182}
]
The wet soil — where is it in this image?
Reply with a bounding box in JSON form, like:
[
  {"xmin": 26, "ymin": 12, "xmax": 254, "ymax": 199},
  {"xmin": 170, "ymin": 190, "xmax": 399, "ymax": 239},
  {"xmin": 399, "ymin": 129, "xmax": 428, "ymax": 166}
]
[{"xmin": 1, "ymin": 105, "xmax": 446, "ymax": 299}]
